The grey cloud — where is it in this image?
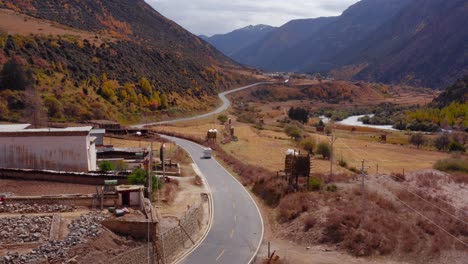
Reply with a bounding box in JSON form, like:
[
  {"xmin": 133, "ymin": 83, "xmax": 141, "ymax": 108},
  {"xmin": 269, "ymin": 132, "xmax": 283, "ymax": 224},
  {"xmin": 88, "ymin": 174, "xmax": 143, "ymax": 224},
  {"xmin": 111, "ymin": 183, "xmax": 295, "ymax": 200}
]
[{"xmin": 147, "ymin": 0, "xmax": 359, "ymax": 36}]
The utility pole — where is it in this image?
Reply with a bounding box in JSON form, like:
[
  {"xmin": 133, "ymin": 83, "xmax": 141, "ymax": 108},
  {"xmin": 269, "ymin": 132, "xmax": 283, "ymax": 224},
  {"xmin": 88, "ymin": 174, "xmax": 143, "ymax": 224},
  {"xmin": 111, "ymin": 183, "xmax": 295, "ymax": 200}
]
[
  {"xmin": 328, "ymin": 125, "xmax": 338, "ymax": 183},
  {"xmin": 376, "ymin": 163, "xmax": 379, "ymax": 175},
  {"xmin": 148, "ymin": 141, "xmax": 153, "ymax": 199},
  {"xmin": 360, "ymin": 160, "xmax": 366, "ymax": 229}
]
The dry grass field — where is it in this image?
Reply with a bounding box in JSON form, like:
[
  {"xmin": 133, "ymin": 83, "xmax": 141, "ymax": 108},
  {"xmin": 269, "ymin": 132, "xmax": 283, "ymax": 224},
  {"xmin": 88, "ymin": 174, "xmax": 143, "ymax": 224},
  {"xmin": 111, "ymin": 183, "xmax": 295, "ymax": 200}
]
[{"xmin": 153, "ymin": 117, "xmax": 449, "ymax": 176}]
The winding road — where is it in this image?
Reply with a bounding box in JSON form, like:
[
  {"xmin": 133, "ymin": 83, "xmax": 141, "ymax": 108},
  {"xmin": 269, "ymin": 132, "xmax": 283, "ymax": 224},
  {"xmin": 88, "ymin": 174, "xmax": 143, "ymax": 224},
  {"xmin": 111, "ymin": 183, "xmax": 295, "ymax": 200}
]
[
  {"xmin": 133, "ymin": 82, "xmax": 269, "ymax": 128},
  {"xmin": 161, "ymin": 135, "xmax": 264, "ymax": 264},
  {"xmin": 133, "ymin": 83, "xmax": 269, "ymax": 263}
]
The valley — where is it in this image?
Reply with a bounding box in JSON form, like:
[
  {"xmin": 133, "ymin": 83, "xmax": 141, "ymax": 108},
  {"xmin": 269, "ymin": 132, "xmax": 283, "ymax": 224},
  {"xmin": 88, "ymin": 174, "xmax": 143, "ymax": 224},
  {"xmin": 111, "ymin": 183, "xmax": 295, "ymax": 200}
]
[{"xmin": 0, "ymin": 0, "xmax": 467, "ymax": 263}]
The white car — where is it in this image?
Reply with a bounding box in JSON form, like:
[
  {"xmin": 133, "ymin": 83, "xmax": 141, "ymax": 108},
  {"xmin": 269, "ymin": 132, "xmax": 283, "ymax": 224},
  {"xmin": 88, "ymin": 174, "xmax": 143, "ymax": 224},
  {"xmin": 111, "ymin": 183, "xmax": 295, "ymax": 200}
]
[{"xmin": 202, "ymin": 148, "xmax": 212, "ymax": 159}]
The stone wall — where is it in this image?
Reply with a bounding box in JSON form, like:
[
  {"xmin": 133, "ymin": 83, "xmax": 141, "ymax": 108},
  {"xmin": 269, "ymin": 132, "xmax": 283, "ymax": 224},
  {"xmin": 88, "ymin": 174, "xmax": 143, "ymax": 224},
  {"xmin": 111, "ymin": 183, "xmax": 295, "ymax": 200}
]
[{"xmin": 7, "ymin": 194, "xmax": 118, "ymax": 207}]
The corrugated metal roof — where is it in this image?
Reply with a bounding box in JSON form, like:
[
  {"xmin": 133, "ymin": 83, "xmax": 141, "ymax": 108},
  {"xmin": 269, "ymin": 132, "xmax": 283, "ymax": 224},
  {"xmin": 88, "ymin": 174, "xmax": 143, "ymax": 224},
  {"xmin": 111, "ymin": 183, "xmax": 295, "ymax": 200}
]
[
  {"xmin": 0, "ymin": 124, "xmax": 31, "ymax": 131},
  {"xmin": 0, "ymin": 125, "xmax": 93, "ymax": 135}
]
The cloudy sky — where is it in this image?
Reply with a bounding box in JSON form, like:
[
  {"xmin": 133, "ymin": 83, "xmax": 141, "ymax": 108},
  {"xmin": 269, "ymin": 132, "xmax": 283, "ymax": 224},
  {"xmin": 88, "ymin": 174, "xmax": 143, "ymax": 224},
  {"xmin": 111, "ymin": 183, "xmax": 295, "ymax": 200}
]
[{"xmin": 147, "ymin": 0, "xmax": 360, "ymax": 36}]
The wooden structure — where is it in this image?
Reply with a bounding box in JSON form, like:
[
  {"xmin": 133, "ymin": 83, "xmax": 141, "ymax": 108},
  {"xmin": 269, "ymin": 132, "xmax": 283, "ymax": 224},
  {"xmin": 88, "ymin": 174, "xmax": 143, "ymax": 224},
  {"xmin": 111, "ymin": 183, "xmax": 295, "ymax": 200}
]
[
  {"xmin": 284, "ymin": 150, "xmax": 312, "ymax": 191},
  {"xmin": 380, "ymin": 134, "xmax": 387, "ymax": 142},
  {"xmin": 206, "ymin": 129, "xmax": 217, "ymax": 142}
]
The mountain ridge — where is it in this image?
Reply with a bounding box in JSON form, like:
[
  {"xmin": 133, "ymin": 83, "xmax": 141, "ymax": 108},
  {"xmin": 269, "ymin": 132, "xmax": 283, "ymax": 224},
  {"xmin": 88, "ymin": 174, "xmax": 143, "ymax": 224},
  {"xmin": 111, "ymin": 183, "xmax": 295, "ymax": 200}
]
[{"xmin": 0, "ymin": 0, "xmax": 251, "ymax": 123}]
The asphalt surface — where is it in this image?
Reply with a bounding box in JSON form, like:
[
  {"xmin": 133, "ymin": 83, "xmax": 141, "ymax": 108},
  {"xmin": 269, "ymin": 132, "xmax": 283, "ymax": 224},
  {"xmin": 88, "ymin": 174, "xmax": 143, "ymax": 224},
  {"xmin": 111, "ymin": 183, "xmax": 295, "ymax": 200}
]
[
  {"xmin": 132, "ymin": 82, "xmax": 269, "ymax": 263},
  {"xmin": 132, "ymin": 82, "xmax": 269, "ymax": 128},
  {"xmin": 161, "ymin": 135, "xmax": 264, "ymax": 264}
]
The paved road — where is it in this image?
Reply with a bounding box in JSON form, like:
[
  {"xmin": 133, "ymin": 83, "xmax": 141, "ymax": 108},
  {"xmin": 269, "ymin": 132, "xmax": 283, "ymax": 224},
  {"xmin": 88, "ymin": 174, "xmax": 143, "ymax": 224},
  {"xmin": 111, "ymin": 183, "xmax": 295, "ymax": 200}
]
[
  {"xmin": 161, "ymin": 135, "xmax": 264, "ymax": 264},
  {"xmin": 132, "ymin": 82, "xmax": 270, "ymax": 128}
]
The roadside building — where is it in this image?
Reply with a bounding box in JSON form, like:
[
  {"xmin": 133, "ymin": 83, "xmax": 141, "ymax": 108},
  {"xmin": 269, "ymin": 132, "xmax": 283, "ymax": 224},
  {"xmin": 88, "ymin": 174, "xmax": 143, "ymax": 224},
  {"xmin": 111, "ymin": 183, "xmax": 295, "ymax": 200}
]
[
  {"xmin": 116, "ymin": 185, "xmax": 144, "ymax": 207},
  {"xmin": 0, "ymin": 124, "xmax": 97, "ymax": 172},
  {"xmin": 90, "ymin": 129, "xmax": 106, "ymax": 146}
]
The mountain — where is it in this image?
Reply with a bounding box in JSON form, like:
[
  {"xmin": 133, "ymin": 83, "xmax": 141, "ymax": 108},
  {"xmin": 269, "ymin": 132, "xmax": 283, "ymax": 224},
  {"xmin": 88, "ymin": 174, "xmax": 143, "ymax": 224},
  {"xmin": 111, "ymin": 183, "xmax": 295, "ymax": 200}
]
[
  {"xmin": 431, "ymin": 75, "xmax": 468, "ymax": 108},
  {"xmin": 232, "ymin": 17, "xmax": 337, "ymax": 71},
  {"xmin": 228, "ymin": 0, "xmax": 467, "ymax": 88},
  {"xmin": 232, "ymin": 0, "xmax": 410, "ymax": 72},
  {"xmin": 339, "ymin": 0, "xmax": 468, "ymax": 88},
  {"xmin": 0, "ymin": 0, "xmax": 247, "ymax": 122},
  {"xmin": 201, "ymin": 25, "xmax": 276, "ymax": 56}
]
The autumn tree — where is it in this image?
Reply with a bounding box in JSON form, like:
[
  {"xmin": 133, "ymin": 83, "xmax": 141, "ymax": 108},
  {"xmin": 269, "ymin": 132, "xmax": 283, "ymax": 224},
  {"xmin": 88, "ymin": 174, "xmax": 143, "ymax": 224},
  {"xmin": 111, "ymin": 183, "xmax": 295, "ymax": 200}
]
[
  {"xmin": 23, "ymin": 86, "xmax": 47, "ymax": 128},
  {"xmin": 0, "ymin": 57, "xmax": 32, "ymax": 90},
  {"xmin": 139, "ymin": 77, "xmax": 152, "ymax": 97},
  {"xmin": 160, "ymin": 93, "xmax": 168, "ymax": 109}
]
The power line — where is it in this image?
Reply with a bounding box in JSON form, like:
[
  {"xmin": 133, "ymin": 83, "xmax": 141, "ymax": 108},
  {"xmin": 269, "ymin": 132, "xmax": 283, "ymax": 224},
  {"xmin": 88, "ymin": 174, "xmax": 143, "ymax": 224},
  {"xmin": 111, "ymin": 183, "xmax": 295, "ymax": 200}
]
[
  {"xmin": 390, "ymin": 191, "xmax": 468, "ymax": 248},
  {"xmin": 386, "ymin": 174, "xmax": 468, "ymax": 226}
]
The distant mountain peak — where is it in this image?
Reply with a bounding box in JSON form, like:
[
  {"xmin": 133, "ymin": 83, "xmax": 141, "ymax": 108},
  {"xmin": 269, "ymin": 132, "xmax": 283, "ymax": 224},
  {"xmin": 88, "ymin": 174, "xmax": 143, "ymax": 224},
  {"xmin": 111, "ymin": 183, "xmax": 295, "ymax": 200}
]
[{"xmin": 241, "ymin": 24, "xmax": 274, "ymax": 31}]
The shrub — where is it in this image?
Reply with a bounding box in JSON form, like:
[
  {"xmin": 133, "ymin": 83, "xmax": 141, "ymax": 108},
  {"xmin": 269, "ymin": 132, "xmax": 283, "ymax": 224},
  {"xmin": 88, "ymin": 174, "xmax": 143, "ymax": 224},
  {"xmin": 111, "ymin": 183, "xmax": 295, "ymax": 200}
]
[
  {"xmin": 303, "ymin": 215, "xmax": 317, "ymax": 231},
  {"xmin": 278, "ymin": 193, "xmax": 311, "ymax": 222},
  {"xmin": 338, "ymin": 158, "xmax": 347, "ymax": 168},
  {"xmin": 98, "ymin": 160, "xmax": 116, "ymax": 172},
  {"xmin": 128, "ymin": 168, "xmax": 146, "ymax": 185},
  {"xmin": 325, "ymin": 184, "xmax": 338, "ymax": 192},
  {"xmin": 433, "ymin": 133, "xmax": 450, "ymax": 151},
  {"xmin": 309, "ymin": 176, "xmax": 323, "ymax": 191},
  {"xmin": 448, "ymin": 141, "xmax": 466, "ymax": 152},
  {"xmin": 300, "ymin": 137, "xmax": 316, "ymax": 154},
  {"xmin": 434, "ymin": 157, "xmax": 468, "ymax": 173},
  {"xmin": 409, "ymin": 133, "xmax": 426, "ymax": 149},
  {"xmin": 284, "ymin": 124, "xmax": 302, "ymax": 140},
  {"xmin": 316, "ymin": 141, "xmax": 331, "ymax": 159},
  {"xmin": 217, "ymin": 114, "xmax": 228, "ymax": 124}
]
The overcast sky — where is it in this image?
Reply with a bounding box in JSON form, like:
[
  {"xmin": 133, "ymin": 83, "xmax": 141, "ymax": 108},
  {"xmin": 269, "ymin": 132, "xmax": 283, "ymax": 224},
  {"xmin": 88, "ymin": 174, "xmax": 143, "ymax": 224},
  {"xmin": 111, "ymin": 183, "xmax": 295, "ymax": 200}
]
[{"xmin": 147, "ymin": 0, "xmax": 360, "ymax": 36}]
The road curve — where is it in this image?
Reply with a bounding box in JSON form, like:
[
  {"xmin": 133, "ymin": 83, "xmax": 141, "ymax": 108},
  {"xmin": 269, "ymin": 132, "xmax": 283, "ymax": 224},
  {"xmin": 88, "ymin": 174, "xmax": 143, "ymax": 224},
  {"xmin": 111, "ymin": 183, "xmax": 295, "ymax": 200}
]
[
  {"xmin": 162, "ymin": 135, "xmax": 264, "ymax": 264},
  {"xmin": 132, "ymin": 82, "xmax": 270, "ymax": 128}
]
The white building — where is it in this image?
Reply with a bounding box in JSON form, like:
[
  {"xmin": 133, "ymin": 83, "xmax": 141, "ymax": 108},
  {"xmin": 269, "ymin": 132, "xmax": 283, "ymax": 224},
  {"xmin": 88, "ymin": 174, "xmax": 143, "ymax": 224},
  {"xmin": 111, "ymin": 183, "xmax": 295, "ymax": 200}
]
[{"xmin": 0, "ymin": 124, "xmax": 97, "ymax": 172}]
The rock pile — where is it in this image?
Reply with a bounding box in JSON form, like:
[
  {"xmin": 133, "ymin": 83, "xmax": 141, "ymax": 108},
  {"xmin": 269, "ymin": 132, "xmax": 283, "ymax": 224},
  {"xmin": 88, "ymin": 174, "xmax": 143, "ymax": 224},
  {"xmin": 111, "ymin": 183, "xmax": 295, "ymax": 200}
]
[
  {"xmin": 0, "ymin": 216, "xmax": 52, "ymax": 244},
  {"xmin": 1, "ymin": 212, "xmax": 107, "ymax": 264},
  {"xmin": 0, "ymin": 203, "xmax": 75, "ymax": 214}
]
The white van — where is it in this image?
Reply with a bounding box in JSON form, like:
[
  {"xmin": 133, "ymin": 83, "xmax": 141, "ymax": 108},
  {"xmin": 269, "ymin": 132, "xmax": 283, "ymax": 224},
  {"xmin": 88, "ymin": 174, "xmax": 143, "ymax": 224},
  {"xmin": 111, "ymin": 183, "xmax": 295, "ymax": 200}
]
[{"xmin": 202, "ymin": 148, "xmax": 212, "ymax": 159}]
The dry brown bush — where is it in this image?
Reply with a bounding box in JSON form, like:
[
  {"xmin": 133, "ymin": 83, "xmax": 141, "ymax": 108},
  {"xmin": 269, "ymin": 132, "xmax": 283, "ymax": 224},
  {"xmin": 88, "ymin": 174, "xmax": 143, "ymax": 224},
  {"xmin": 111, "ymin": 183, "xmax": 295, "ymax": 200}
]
[
  {"xmin": 391, "ymin": 172, "xmax": 406, "ymax": 182},
  {"xmin": 277, "ymin": 193, "xmax": 314, "ymax": 222},
  {"xmin": 193, "ymin": 175, "xmax": 203, "ymax": 186},
  {"xmin": 303, "ymin": 214, "xmax": 317, "ymax": 231},
  {"xmin": 164, "ymin": 182, "xmax": 179, "ymax": 204},
  {"xmin": 414, "ymin": 172, "xmax": 441, "ymax": 189},
  {"xmin": 450, "ymin": 172, "xmax": 468, "ymax": 185}
]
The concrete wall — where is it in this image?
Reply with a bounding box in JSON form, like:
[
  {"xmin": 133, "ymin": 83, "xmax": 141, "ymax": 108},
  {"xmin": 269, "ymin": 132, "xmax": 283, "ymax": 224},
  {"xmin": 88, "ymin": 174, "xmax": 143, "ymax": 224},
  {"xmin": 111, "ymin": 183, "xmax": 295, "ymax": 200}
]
[
  {"xmin": 160, "ymin": 201, "xmax": 204, "ymax": 263},
  {"xmin": 0, "ymin": 134, "xmax": 96, "ymax": 172},
  {"xmin": 0, "ymin": 168, "xmax": 128, "ymax": 185}
]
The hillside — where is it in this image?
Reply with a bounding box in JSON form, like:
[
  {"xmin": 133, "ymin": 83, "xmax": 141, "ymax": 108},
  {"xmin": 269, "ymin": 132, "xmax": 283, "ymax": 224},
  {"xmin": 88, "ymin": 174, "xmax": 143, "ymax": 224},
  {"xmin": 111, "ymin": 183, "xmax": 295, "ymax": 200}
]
[
  {"xmin": 201, "ymin": 24, "xmax": 276, "ymax": 56},
  {"xmin": 0, "ymin": 0, "xmax": 249, "ymax": 123},
  {"xmin": 333, "ymin": 0, "xmax": 468, "ymax": 88},
  {"xmin": 232, "ymin": 0, "xmax": 410, "ymax": 72},
  {"xmin": 232, "ymin": 17, "xmax": 337, "ymax": 71},
  {"xmin": 226, "ymin": 0, "xmax": 467, "ymax": 88},
  {"xmin": 431, "ymin": 75, "xmax": 468, "ymax": 108}
]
